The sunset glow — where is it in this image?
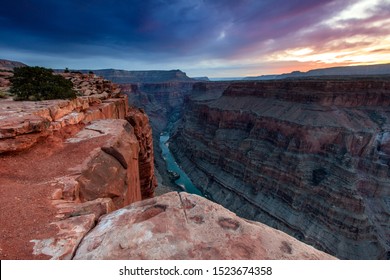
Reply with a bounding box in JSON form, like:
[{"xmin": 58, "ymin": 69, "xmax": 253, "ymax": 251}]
[{"xmin": 0, "ymin": 0, "xmax": 389, "ymax": 77}]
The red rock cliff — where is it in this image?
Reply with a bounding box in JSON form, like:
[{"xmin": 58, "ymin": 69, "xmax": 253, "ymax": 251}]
[
  {"xmin": 126, "ymin": 108, "xmax": 157, "ymax": 199},
  {"xmin": 0, "ymin": 72, "xmax": 157, "ymax": 259}
]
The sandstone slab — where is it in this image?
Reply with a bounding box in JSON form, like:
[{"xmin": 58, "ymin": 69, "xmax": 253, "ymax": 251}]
[
  {"xmin": 31, "ymin": 214, "xmax": 96, "ymax": 260},
  {"xmin": 74, "ymin": 192, "xmax": 336, "ymax": 260}
]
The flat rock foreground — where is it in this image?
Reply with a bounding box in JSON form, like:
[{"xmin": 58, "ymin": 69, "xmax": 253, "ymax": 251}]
[
  {"xmin": 74, "ymin": 191, "xmax": 335, "ymax": 260},
  {"xmin": 0, "ymin": 73, "xmax": 333, "ymax": 260}
]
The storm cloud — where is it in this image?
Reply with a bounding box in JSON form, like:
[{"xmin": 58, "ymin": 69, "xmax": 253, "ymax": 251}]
[{"xmin": 1, "ymin": 0, "xmax": 389, "ymax": 76}]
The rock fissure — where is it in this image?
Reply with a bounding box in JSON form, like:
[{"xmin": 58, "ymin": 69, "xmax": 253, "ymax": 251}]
[
  {"xmin": 85, "ymin": 127, "xmax": 106, "ymax": 134},
  {"xmin": 101, "ymin": 146, "xmax": 129, "ymax": 169},
  {"xmin": 178, "ymin": 192, "xmax": 189, "ymax": 223},
  {"xmin": 68, "ymin": 218, "xmax": 98, "ymax": 260}
]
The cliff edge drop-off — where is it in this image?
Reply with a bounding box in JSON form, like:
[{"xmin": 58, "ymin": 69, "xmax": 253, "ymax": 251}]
[{"xmin": 0, "ymin": 64, "xmax": 334, "ymax": 260}]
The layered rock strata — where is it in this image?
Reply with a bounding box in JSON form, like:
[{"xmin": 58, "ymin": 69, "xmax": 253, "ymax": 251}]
[
  {"xmin": 74, "ymin": 191, "xmax": 336, "ymax": 260},
  {"xmin": 0, "ymin": 70, "xmax": 337, "ymax": 260},
  {"xmin": 122, "ymin": 81, "xmax": 230, "ymax": 192},
  {"xmin": 123, "ymin": 82, "xmax": 196, "ymax": 133},
  {"xmin": 245, "ymin": 64, "xmax": 390, "ymax": 80},
  {"xmin": 121, "ymin": 82, "xmax": 195, "ymax": 191},
  {"xmin": 64, "ymin": 73, "xmax": 121, "ymax": 97},
  {"xmin": 171, "ymin": 78, "xmax": 390, "ymax": 259},
  {"xmin": 0, "ymin": 73, "xmax": 157, "ymax": 259},
  {"xmin": 0, "ymin": 72, "xmax": 142, "ymax": 154},
  {"xmin": 126, "ymin": 109, "xmax": 157, "ymax": 199},
  {"xmin": 0, "ymin": 59, "xmax": 26, "ymax": 71},
  {"xmin": 82, "ymin": 69, "xmax": 193, "ymax": 83},
  {"xmin": 31, "ymin": 119, "xmax": 142, "ymax": 259}
]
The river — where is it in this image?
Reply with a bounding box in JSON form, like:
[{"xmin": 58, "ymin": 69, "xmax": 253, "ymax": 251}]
[{"xmin": 159, "ymin": 132, "xmax": 203, "ymax": 196}]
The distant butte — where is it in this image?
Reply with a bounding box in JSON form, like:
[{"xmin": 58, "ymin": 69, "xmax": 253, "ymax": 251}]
[{"xmin": 245, "ymin": 63, "xmax": 390, "ymax": 80}]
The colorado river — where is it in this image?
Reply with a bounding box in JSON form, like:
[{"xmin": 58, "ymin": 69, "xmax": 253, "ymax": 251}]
[{"xmin": 159, "ymin": 132, "xmax": 203, "ymax": 196}]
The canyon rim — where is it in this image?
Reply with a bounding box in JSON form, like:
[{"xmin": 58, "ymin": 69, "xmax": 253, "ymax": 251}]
[{"xmin": 0, "ymin": 62, "xmax": 338, "ymax": 260}]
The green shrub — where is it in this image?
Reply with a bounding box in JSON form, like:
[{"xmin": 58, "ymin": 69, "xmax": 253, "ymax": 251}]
[
  {"xmin": 0, "ymin": 90, "xmax": 7, "ymax": 98},
  {"xmin": 10, "ymin": 66, "xmax": 76, "ymax": 101}
]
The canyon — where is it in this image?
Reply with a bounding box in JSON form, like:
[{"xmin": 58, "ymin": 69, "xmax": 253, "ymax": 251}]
[
  {"xmin": 0, "ymin": 64, "xmax": 333, "ymax": 260},
  {"xmin": 121, "ymin": 81, "xmax": 196, "ymax": 191},
  {"xmin": 91, "ymin": 66, "xmax": 390, "ymax": 259},
  {"xmin": 169, "ymin": 78, "xmax": 390, "ymax": 260},
  {"xmin": 120, "ymin": 81, "xmax": 231, "ymax": 191}
]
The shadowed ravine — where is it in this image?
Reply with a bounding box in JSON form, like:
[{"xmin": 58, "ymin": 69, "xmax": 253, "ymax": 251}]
[{"xmin": 159, "ymin": 132, "xmax": 203, "ymax": 196}]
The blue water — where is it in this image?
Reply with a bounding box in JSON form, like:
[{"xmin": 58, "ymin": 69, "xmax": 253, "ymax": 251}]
[{"xmin": 159, "ymin": 133, "xmax": 203, "ymax": 196}]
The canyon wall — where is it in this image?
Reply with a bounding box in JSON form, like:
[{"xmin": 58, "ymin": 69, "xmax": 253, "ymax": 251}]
[
  {"xmin": 123, "ymin": 82, "xmax": 231, "ymax": 186},
  {"xmin": 0, "ymin": 70, "xmax": 334, "ymax": 260},
  {"xmin": 170, "ymin": 78, "xmax": 390, "ymax": 259},
  {"xmin": 63, "ymin": 68, "xmax": 231, "ymax": 192},
  {"xmin": 121, "ymin": 81, "xmax": 230, "ymax": 192},
  {"xmin": 81, "ymin": 69, "xmax": 193, "ymax": 83},
  {"xmin": 245, "ymin": 63, "xmax": 390, "ymax": 80},
  {"xmin": 122, "ymin": 82, "xmax": 196, "ymax": 133}
]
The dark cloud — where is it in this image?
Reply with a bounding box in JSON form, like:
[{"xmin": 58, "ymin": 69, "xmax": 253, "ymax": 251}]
[
  {"xmin": 0, "ymin": 0, "xmax": 388, "ymax": 75},
  {"xmin": 0, "ymin": 1, "xmax": 341, "ymax": 54}
]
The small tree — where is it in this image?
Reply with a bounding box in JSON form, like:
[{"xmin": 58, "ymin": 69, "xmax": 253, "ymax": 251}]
[{"xmin": 10, "ymin": 66, "xmax": 76, "ymax": 101}]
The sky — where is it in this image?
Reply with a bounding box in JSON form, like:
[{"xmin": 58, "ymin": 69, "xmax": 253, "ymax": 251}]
[{"xmin": 0, "ymin": 0, "xmax": 389, "ymax": 77}]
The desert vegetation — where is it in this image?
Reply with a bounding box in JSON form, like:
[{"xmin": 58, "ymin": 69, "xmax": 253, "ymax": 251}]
[{"xmin": 10, "ymin": 66, "xmax": 76, "ymax": 101}]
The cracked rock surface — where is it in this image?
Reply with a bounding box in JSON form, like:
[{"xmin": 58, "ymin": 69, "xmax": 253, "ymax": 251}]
[{"xmin": 74, "ymin": 192, "xmax": 336, "ymax": 260}]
